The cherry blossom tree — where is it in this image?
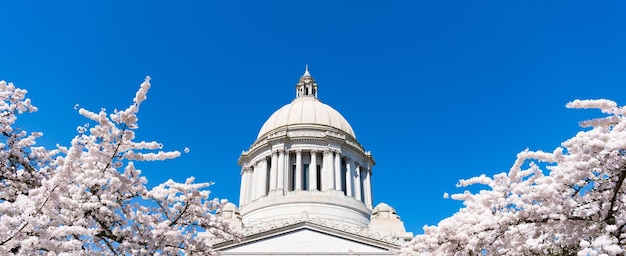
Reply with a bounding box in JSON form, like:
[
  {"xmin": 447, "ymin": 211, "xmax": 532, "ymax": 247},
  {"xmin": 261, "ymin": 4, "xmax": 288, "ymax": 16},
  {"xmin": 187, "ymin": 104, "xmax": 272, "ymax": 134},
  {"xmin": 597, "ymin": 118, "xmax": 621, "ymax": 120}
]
[
  {"xmin": 0, "ymin": 77, "xmax": 240, "ymax": 255},
  {"xmin": 401, "ymin": 99, "xmax": 626, "ymax": 256}
]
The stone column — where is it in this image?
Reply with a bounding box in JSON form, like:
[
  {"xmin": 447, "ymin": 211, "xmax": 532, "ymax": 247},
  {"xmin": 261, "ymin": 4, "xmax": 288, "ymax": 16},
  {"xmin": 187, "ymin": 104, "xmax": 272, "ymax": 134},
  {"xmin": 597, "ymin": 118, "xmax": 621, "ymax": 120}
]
[
  {"xmin": 334, "ymin": 151, "xmax": 342, "ymax": 191},
  {"xmin": 244, "ymin": 167, "xmax": 253, "ymax": 204},
  {"xmin": 255, "ymin": 160, "xmax": 267, "ymax": 198},
  {"xmin": 277, "ymin": 149, "xmax": 285, "ymax": 191},
  {"xmin": 354, "ymin": 163, "xmax": 362, "ymax": 202},
  {"xmin": 345, "ymin": 160, "xmax": 353, "ymax": 197},
  {"xmin": 251, "ymin": 164, "xmax": 258, "ymax": 201},
  {"xmin": 295, "ymin": 149, "xmax": 302, "ymax": 190},
  {"xmin": 269, "ymin": 151, "xmax": 278, "ymax": 191},
  {"xmin": 239, "ymin": 167, "xmax": 248, "ymax": 206},
  {"xmin": 364, "ymin": 167, "xmax": 372, "ymax": 208},
  {"xmin": 322, "ymin": 150, "xmax": 334, "ymax": 191},
  {"xmin": 309, "ymin": 150, "xmax": 318, "ymax": 191}
]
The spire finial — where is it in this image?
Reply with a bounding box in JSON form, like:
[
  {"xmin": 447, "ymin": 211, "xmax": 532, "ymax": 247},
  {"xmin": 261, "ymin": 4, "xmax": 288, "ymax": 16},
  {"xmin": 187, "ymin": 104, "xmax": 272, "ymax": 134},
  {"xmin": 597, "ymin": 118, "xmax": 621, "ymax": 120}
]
[{"xmin": 303, "ymin": 64, "xmax": 311, "ymax": 77}]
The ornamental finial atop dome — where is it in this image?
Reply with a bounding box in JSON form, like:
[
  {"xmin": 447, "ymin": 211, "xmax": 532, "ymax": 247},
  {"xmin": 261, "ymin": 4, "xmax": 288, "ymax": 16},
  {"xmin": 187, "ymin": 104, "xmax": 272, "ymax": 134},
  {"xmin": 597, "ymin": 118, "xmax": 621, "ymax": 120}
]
[
  {"xmin": 296, "ymin": 65, "xmax": 318, "ymax": 98},
  {"xmin": 303, "ymin": 64, "xmax": 311, "ymax": 77}
]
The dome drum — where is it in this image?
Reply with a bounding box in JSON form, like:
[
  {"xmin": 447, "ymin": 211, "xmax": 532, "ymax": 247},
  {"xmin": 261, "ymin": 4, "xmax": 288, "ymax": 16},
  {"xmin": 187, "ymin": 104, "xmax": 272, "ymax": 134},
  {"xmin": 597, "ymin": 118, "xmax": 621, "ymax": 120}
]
[
  {"xmin": 240, "ymin": 127, "xmax": 369, "ymax": 168},
  {"xmin": 242, "ymin": 192, "xmax": 372, "ymax": 229}
]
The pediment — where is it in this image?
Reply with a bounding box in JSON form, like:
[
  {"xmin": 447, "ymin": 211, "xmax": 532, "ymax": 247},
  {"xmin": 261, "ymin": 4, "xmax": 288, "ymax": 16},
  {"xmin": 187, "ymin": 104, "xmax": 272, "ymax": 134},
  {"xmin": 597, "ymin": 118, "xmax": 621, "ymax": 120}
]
[{"xmin": 215, "ymin": 222, "xmax": 397, "ymax": 255}]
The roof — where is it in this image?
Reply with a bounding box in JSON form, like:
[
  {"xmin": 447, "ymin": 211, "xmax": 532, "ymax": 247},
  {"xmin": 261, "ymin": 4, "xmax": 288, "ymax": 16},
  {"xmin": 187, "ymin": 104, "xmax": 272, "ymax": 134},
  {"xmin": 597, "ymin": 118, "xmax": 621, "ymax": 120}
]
[
  {"xmin": 256, "ymin": 96, "xmax": 356, "ymax": 139},
  {"xmin": 214, "ymin": 221, "xmax": 401, "ymax": 254}
]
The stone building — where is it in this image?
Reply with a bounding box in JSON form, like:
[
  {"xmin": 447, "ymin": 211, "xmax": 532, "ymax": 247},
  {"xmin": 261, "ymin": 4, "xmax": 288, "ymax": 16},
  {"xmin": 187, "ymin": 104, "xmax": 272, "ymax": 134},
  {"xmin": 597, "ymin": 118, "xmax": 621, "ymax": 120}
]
[{"xmin": 213, "ymin": 66, "xmax": 412, "ymax": 255}]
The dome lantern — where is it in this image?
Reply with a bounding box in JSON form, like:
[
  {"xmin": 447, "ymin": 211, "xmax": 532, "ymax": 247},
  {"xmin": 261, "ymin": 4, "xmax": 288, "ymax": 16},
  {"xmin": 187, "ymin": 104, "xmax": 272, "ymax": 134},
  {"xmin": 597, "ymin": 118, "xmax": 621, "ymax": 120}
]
[{"xmin": 295, "ymin": 65, "xmax": 318, "ymax": 98}]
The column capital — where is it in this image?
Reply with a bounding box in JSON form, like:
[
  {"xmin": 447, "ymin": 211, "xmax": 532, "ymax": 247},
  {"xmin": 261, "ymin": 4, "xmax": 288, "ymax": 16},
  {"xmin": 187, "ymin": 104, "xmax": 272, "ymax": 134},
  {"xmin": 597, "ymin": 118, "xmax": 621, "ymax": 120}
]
[
  {"xmin": 325, "ymin": 148, "xmax": 341, "ymax": 154},
  {"xmin": 310, "ymin": 149, "xmax": 318, "ymax": 154},
  {"xmin": 295, "ymin": 149, "xmax": 303, "ymax": 153}
]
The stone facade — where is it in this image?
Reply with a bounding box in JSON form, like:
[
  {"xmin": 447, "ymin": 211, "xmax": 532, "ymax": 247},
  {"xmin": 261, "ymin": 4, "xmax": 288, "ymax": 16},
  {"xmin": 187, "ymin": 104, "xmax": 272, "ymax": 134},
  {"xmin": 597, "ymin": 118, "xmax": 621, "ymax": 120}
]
[{"xmin": 214, "ymin": 66, "xmax": 412, "ymax": 255}]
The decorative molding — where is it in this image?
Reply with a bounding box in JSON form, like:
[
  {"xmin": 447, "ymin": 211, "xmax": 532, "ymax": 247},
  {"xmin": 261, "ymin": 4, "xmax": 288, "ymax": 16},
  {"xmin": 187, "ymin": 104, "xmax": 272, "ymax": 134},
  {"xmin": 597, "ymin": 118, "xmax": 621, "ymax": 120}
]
[
  {"xmin": 247, "ymin": 128, "xmax": 370, "ymax": 161},
  {"xmin": 268, "ymin": 130, "xmax": 288, "ymax": 139},
  {"xmin": 241, "ymin": 216, "xmax": 407, "ymax": 246},
  {"xmin": 324, "ymin": 130, "xmax": 345, "ymax": 138}
]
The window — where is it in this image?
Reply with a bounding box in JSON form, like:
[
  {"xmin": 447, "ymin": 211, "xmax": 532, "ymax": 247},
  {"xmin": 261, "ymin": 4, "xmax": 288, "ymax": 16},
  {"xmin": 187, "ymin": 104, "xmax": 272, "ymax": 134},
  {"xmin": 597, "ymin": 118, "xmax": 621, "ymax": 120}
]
[
  {"xmin": 290, "ymin": 164, "xmax": 296, "ymax": 191},
  {"xmin": 340, "ymin": 158, "xmax": 347, "ymax": 195},
  {"xmin": 359, "ymin": 169, "xmax": 365, "ymax": 203},
  {"xmin": 303, "ymin": 164, "xmax": 309, "ymax": 190},
  {"xmin": 316, "ymin": 165, "xmax": 322, "ymax": 191},
  {"xmin": 265, "ymin": 160, "xmax": 271, "ymax": 195}
]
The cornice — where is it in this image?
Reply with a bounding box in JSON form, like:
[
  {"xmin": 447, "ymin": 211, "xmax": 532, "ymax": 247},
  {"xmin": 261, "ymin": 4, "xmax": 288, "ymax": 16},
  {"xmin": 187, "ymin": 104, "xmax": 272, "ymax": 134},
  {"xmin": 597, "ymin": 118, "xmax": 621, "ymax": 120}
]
[
  {"xmin": 212, "ymin": 217, "xmax": 407, "ymax": 249},
  {"xmin": 240, "ymin": 192, "xmax": 371, "ymax": 217},
  {"xmin": 240, "ymin": 126, "xmax": 371, "ymax": 165}
]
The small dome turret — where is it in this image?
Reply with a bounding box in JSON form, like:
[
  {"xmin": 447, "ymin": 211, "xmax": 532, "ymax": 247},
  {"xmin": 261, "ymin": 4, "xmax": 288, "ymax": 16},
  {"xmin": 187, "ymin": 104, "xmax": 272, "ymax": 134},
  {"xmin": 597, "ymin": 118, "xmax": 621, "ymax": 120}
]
[
  {"xmin": 369, "ymin": 203, "xmax": 413, "ymax": 239},
  {"xmin": 216, "ymin": 202, "xmax": 243, "ymax": 233}
]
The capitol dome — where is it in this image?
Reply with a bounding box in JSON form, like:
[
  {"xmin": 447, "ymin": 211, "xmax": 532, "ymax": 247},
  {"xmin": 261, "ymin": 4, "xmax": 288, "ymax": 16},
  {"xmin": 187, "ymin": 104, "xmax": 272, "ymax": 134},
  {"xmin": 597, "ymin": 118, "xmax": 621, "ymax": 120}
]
[
  {"xmin": 257, "ymin": 97, "xmax": 355, "ymax": 139},
  {"xmin": 256, "ymin": 66, "xmax": 355, "ymax": 140},
  {"xmin": 215, "ymin": 66, "xmax": 413, "ymax": 255},
  {"xmin": 237, "ymin": 66, "xmax": 376, "ymax": 229}
]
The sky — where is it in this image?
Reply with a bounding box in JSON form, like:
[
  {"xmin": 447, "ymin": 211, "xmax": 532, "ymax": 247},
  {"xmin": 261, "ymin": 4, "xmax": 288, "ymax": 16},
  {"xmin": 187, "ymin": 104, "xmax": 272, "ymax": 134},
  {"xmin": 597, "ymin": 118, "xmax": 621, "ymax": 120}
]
[{"xmin": 1, "ymin": 1, "xmax": 626, "ymax": 235}]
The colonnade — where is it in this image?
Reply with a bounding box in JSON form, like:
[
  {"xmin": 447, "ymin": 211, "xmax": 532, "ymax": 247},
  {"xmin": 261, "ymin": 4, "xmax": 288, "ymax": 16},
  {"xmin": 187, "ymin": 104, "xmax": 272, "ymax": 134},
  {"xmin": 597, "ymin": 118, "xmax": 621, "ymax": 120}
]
[{"xmin": 239, "ymin": 149, "xmax": 373, "ymax": 208}]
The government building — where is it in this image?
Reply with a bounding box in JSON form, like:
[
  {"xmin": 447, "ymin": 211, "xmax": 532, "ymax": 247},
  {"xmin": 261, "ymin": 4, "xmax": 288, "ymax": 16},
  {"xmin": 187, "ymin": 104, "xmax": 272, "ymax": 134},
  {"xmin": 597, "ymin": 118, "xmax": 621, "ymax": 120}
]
[{"xmin": 212, "ymin": 66, "xmax": 412, "ymax": 255}]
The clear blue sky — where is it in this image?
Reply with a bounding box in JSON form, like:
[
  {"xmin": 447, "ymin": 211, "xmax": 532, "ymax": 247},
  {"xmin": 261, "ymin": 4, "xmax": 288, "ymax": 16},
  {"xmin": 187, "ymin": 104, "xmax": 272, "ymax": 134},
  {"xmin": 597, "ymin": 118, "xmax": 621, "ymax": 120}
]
[{"xmin": 2, "ymin": 1, "xmax": 625, "ymax": 234}]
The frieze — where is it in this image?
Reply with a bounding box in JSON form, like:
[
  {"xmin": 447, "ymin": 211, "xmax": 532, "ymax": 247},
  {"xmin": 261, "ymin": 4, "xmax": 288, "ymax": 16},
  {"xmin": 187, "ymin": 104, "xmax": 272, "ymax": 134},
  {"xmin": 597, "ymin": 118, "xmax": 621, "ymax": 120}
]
[
  {"xmin": 345, "ymin": 140, "xmax": 361, "ymax": 149},
  {"xmin": 324, "ymin": 130, "xmax": 345, "ymax": 139},
  {"xmin": 269, "ymin": 130, "xmax": 287, "ymax": 138},
  {"xmin": 288, "ymin": 130, "xmax": 324, "ymax": 137}
]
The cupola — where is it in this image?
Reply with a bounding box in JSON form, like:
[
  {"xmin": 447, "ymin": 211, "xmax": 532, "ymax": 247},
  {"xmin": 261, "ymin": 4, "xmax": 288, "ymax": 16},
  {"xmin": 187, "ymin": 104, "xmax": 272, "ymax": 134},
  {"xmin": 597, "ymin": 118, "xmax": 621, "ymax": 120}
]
[{"xmin": 295, "ymin": 65, "xmax": 318, "ymax": 98}]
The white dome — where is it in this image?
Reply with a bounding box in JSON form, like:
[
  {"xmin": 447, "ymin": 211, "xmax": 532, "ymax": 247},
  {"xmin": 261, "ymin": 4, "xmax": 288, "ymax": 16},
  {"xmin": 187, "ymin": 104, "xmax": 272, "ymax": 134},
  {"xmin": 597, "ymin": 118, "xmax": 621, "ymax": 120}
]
[{"xmin": 257, "ymin": 96, "xmax": 355, "ymax": 139}]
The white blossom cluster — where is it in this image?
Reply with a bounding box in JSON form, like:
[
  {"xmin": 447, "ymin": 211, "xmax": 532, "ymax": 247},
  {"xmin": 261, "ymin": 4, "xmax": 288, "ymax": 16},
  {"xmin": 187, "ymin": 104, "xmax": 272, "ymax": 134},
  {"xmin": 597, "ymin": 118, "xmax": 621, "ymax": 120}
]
[
  {"xmin": 401, "ymin": 99, "xmax": 626, "ymax": 256},
  {"xmin": 0, "ymin": 77, "xmax": 240, "ymax": 255}
]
